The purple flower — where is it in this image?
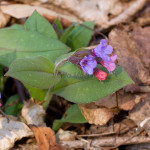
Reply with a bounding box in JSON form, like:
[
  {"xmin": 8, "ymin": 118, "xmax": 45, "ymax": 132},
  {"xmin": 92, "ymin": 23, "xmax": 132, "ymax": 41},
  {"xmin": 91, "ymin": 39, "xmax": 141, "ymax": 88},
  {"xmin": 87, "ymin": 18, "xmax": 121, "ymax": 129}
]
[
  {"xmin": 101, "ymin": 54, "xmax": 117, "ymax": 74},
  {"xmin": 80, "ymin": 55, "xmax": 97, "ymax": 75},
  {"xmin": 92, "ymin": 39, "xmax": 113, "ymax": 61}
]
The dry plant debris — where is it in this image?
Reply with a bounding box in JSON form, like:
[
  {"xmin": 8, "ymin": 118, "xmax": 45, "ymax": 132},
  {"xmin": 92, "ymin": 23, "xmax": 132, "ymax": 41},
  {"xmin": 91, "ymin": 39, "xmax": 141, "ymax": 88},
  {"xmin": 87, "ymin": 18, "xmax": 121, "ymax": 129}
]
[
  {"xmin": 1, "ymin": 0, "xmax": 147, "ymax": 30},
  {"xmin": 0, "ymin": 10, "xmax": 10, "ymax": 28},
  {"xmin": 30, "ymin": 125, "xmax": 64, "ymax": 150},
  {"xmin": 0, "ymin": 116, "xmax": 33, "ymax": 150},
  {"xmin": 46, "ymin": 0, "xmax": 147, "ymax": 30},
  {"xmin": 109, "ymin": 24, "xmax": 150, "ymax": 91},
  {"xmin": 0, "ymin": 0, "xmax": 150, "ymax": 149},
  {"xmin": 79, "ymin": 103, "xmax": 116, "ymax": 125},
  {"xmin": 1, "ymin": 3, "xmax": 79, "ymax": 27},
  {"xmin": 130, "ymin": 93, "xmax": 150, "ymax": 136},
  {"xmin": 21, "ymin": 100, "xmax": 46, "ymax": 126}
]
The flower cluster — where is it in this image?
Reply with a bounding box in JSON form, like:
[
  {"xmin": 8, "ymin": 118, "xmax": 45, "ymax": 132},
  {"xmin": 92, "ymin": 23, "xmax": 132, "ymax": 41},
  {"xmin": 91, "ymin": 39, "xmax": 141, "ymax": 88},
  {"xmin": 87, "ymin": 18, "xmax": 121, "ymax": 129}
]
[{"xmin": 79, "ymin": 39, "xmax": 117, "ymax": 81}]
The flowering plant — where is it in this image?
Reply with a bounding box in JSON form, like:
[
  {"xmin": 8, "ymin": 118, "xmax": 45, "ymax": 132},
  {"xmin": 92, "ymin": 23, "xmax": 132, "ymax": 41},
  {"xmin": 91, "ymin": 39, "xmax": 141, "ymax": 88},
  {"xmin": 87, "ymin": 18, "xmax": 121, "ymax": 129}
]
[
  {"xmin": 0, "ymin": 11, "xmax": 133, "ymax": 126},
  {"xmin": 79, "ymin": 39, "xmax": 117, "ymax": 80}
]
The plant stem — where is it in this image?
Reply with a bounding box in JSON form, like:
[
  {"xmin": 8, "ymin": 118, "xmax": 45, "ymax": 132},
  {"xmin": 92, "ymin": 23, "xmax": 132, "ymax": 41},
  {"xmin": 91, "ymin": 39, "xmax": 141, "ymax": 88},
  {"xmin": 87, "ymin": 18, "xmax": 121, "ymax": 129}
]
[{"xmin": 43, "ymin": 88, "xmax": 53, "ymax": 109}]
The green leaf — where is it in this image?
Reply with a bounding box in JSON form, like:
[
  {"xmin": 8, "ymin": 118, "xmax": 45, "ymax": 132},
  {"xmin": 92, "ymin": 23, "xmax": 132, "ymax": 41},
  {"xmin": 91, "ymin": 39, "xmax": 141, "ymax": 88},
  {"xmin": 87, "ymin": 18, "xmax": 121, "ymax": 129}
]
[
  {"xmin": 25, "ymin": 84, "xmax": 47, "ymax": 101},
  {"xmin": 60, "ymin": 24, "xmax": 75, "ymax": 43},
  {"xmin": 58, "ymin": 62, "xmax": 84, "ymax": 77},
  {"xmin": 61, "ymin": 21, "xmax": 94, "ymax": 51},
  {"xmin": 0, "ymin": 29, "xmax": 70, "ymax": 66},
  {"xmin": 24, "ymin": 10, "xmax": 58, "ymax": 39},
  {"xmin": 4, "ymin": 94, "xmax": 22, "ymax": 117},
  {"xmin": 5, "ymin": 56, "xmax": 61, "ymax": 89},
  {"xmin": 52, "ymin": 104, "xmax": 87, "ymax": 131},
  {"xmin": 0, "ymin": 65, "xmax": 4, "ymax": 91},
  {"xmin": 8, "ymin": 24, "xmax": 24, "ymax": 29},
  {"xmin": 53, "ymin": 66, "xmax": 133, "ymax": 103},
  {"xmin": 54, "ymin": 17, "xmax": 63, "ymax": 31}
]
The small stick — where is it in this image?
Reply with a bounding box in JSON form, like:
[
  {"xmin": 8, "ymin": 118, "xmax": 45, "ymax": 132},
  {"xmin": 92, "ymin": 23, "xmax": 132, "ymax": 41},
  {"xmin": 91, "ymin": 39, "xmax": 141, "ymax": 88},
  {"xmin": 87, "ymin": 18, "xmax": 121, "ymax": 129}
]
[{"xmin": 0, "ymin": 108, "xmax": 9, "ymax": 123}]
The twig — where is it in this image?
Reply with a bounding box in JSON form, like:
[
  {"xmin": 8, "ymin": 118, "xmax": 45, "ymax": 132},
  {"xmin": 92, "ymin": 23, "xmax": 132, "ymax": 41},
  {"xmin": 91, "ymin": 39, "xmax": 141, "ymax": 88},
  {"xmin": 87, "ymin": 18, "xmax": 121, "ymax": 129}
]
[
  {"xmin": 61, "ymin": 135, "xmax": 150, "ymax": 149},
  {"xmin": 0, "ymin": 108, "xmax": 9, "ymax": 123},
  {"xmin": 2, "ymin": 99, "xmax": 18, "ymax": 109},
  {"xmin": 77, "ymin": 132, "xmax": 116, "ymax": 137}
]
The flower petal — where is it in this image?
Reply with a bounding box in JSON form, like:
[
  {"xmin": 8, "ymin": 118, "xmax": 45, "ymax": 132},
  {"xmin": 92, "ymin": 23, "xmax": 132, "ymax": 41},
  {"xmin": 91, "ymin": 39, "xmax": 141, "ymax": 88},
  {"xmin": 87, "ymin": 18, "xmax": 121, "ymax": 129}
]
[
  {"xmin": 85, "ymin": 66, "xmax": 94, "ymax": 75},
  {"xmin": 105, "ymin": 45, "xmax": 113, "ymax": 54},
  {"xmin": 110, "ymin": 54, "xmax": 117, "ymax": 62}
]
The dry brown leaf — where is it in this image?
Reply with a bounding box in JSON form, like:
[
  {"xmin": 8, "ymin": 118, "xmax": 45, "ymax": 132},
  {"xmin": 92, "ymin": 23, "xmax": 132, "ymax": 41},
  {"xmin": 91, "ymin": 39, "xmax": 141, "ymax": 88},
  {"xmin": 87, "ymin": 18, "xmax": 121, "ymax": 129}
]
[
  {"xmin": 129, "ymin": 93, "xmax": 150, "ymax": 136},
  {"xmin": 78, "ymin": 103, "xmax": 117, "ymax": 125},
  {"xmin": 0, "ymin": 116, "xmax": 33, "ymax": 150},
  {"xmin": 136, "ymin": 1, "xmax": 150, "ymax": 26},
  {"xmin": 42, "ymin": 0, "xmax": 146, "ymax": 30},
  {"xmin": 0, "ymin": 10, "xmax": 10, "ymax": 28},
  {"xmin": 109, "ymin": 24, "xmax": 150, "ymax": 92},
  {"xmin": 56, "ymin": 129, "xmax": 77, "ymax": 141},
  {"xmin": 1, "ymin": 3, "xmax": 80, "ymax": 27},
  {"xmin": 89, "ymin": 119, "xmax": 136, "ymax": 136},
  {"xmin": 95, "ymin": 90, "xmax": 136, "ymax": 111},
  {"xmin": 2, "ymin": 0, "xmax": 146, "ymax": 29},
  {"xmin": 45, "ymin": 0, "xmax": 146, "ymax": 30},
  {"xmin": 30, "ymin": 125, "xmax": 64, "ymax": 150},
  {"xmin": 21, "ymin": 99, "xmax": 46, "ymax": 126}
]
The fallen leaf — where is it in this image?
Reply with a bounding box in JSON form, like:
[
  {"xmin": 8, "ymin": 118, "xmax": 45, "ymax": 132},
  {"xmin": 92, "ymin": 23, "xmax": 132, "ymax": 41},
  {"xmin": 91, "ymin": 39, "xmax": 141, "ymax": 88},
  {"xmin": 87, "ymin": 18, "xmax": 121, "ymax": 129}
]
[
  {"xmin": 78, "ymin": 103, "xmax": 117, "ymax": 125},
  {"xmin": 95, "ymin": 90, "xmax": 136, "ymax": 111},
  {"xmin": 0, "ymin": 10, "xmax": 10, "ymax": 28},
  {"xmin": 43, "ymin": 0, "xmax": 146, "ymax": 30},
  {"xmin": 109, "ymin": 24, "xmax": 150, "ymax": 91},
  {"xmin": 56, "ymin": 129, "xmax": 77, "ymax": 141},
  {"xmin": 1, "ymin": 3, "xmax": 80, "ymax": 27},
  {"xmin": 89, "ymin": 119, "xmax": 136, "ymax": 135},
  {"xmin": 0, "ymin": 116, "xmax": 33, "ymax": 150},
  {"xmin": 135, "ymin": 1, "xmax": 150, "ymax": 26},
  {"xmin": 129, "ymin": 93, "xmax": 150, "ymax": 136},
  {"xmin": 30, "ymin": 125, "xmax": 64, "ymax": 150},
  {"xmin": 1, "ymin": 0, "xmax": 146, "ymax": 30},
  {"xmin": 21, "ymin": 99, "xmax": 46, "ymax": 126}
]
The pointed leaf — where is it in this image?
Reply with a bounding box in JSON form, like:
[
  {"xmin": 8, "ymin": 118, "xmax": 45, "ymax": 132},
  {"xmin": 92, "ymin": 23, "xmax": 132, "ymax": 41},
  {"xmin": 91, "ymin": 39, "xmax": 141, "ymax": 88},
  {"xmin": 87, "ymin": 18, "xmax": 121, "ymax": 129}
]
[
  {"xmin": 24, "ymin": 10, "xmax": 58, "ymax": 39},
  {"xmin": 53, "ymin": 66, "xmax": 133, "ymax": 103},
  {"xmin": 58, "ymin": 62, "xmax": 84, "ymax": 77},
  {"xmin": 54, "ymin": 17, "xmax": 63, "ymax": 31},
  {"xmin": 52, "ymin": 104, "xmax": 87, "ymax": 131},
  {"xmin": 5, "ymin": 56, "xmax": 61, "ymax": 89},
  {"xmin": 61, "ymin": 21, "xmax": 94, "ymax": 51},
  {"xmin": 0, "ymin": 29, "xmax": 70, "ymax": 66},
  {"xmin": 25, "ymin": 84, "xmax": 47, "ymax": 101},
  {"xmin": 4, "ymin": 95, "xmax": 22, "ymax": 117}
]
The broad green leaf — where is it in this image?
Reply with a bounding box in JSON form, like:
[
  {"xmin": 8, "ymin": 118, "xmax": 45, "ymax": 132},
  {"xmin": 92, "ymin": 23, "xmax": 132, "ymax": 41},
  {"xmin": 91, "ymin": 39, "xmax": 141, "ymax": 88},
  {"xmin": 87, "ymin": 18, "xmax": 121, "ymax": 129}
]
[
  {"xmin": 54, "ymin": 52, "xmax": 75, "ymax": 74},
  {"xmin": 4, "ymin": 94, "xmax": 22, "ymax": 117},
  {"xmin": 0, "ymin": 29, "xmax": 70, "ymax": 66},
  {"xmin": 61, "ymin": 21, "xmax": 94, "ymax": 51},
  {"xmin": 24, "ymin": 10, "xmax": 58, "ymax": 39},
  {"xmin": 58, "ymin": 62, "xmax": 84, "ymax": 77},
  {"xmin": 25, "ymin": 84, "xmax": 47, "ymax": 101},
  {"xmin": 53, "ymin": 66, "xmax": 133, "ymax": 103},
  {"xmin": 8, "ymin": 24, "xmax": 24, "ymax": 29},
  {"xmin": 52, "ymin": 104, "xmax": 87, "ymax": 131},
  {"xmin": 5, "ymin": 56, "xmax": 61, "ymax": 89},
  {"xmin": 55, "ymin": 52, "xmax": 74, "ymax": 66}
]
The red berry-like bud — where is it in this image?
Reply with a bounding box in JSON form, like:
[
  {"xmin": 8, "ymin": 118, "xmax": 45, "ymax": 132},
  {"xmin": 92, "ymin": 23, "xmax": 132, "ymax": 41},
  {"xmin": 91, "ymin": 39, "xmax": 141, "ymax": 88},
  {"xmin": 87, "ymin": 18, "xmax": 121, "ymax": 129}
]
[{"xmin": 94, "ymin": 69, "xmax": 107, "ymax": 81}]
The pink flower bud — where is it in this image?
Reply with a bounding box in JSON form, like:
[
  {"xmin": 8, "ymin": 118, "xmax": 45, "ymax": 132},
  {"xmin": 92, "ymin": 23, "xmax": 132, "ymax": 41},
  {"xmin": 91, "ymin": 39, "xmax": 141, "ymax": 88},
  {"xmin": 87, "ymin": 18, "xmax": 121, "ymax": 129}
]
[{"xmin": 94, "ymin": 69, "xmax": 107, "ymax": 81}]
